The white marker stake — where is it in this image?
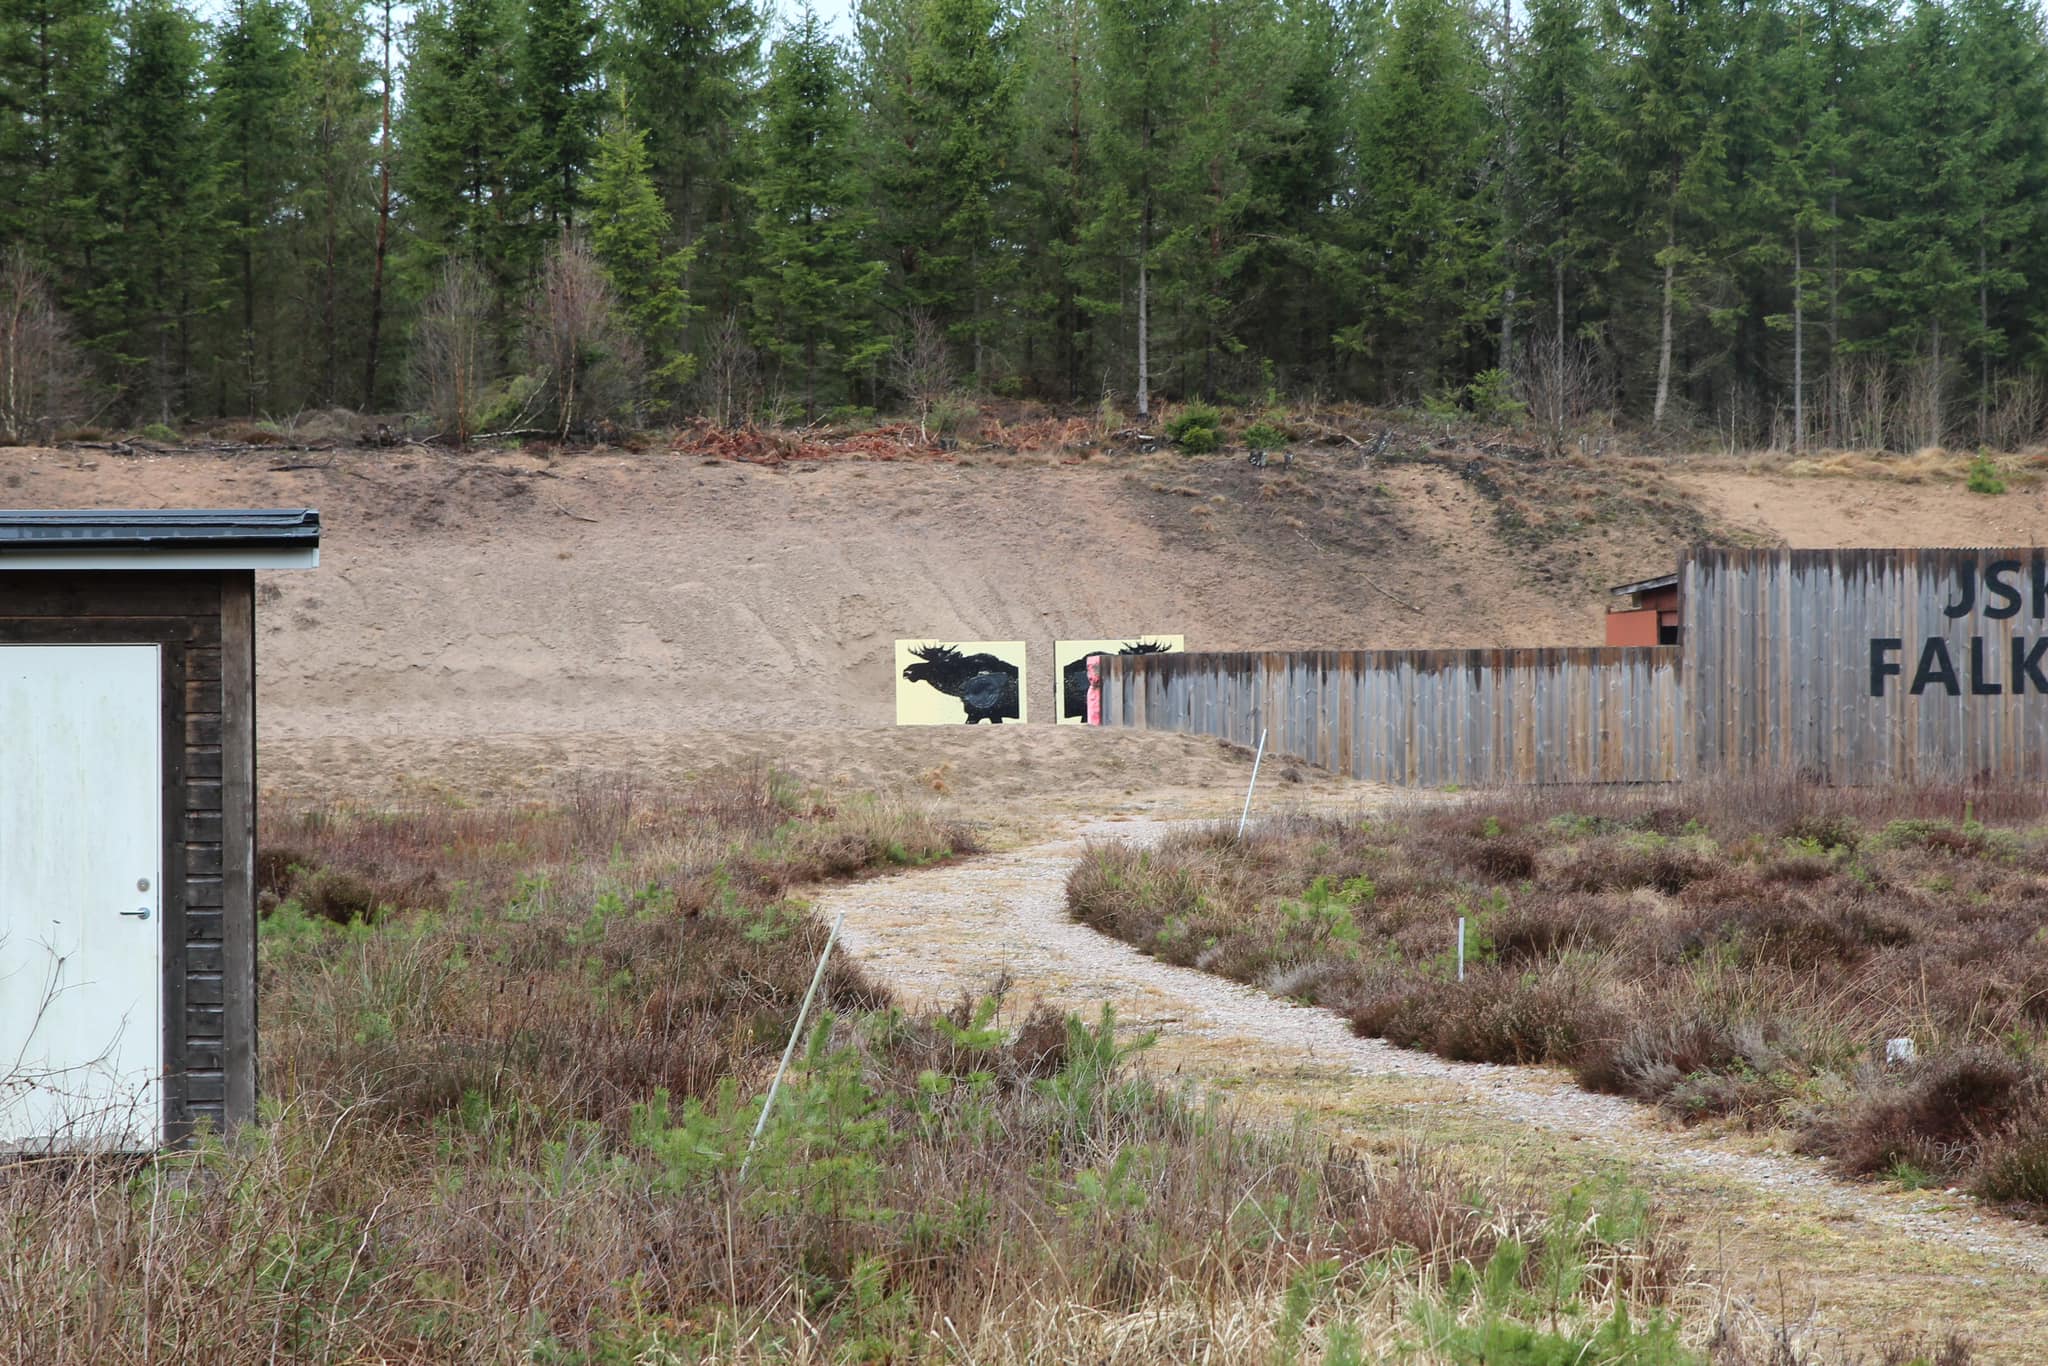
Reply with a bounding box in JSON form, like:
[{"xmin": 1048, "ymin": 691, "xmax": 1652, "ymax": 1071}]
[
  {"xmin": 1457, "ymin": 917, "xmax": 1466, "ymax": 982},
  {"xmin": 1237, "ymin": 728, "xmax": 1269, "ymax": 838},
  {"xmin": 740, "ymin": 909, "xmax": 845, "ymax": 1181}
]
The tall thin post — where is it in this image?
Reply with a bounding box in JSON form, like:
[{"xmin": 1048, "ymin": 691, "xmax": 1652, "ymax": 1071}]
[
  {"xmin": 740, "ymin": 910, "xmax": 845, "ymax": 1180},
  {"xmin": 1237, "ymin": 728, "xmax": 1268, "ymax": 837}
]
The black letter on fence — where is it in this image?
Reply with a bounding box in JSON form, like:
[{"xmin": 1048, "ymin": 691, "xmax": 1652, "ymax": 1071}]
[
  {"xmin": 1985, "ymin": 561, "xmax": 2023, "ymax": 619},
  {"xmin": 1971, "ymin": 637, "xmax": 2004, "ymax": 695},
  {"xmin": 1945, "ymin": 562, "xmax": 1977, "ymax": 618},
  {"xmin": 1870, "ymin": 638, "xmax": 1903, "ymax": 697},
  {"xmin": 1911, "ymin": 638, "xmax": 1960, "ymax": 697},
  {"xmin": 2015, "ymin": 638, "xmax": 2048, "ymax": 694}
]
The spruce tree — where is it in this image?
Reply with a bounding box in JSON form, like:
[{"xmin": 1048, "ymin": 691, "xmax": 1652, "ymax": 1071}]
[
  {"xmin": 107, "ymin": 0, "xmax": 215, "ymax": 419},
  {"xmin": 1748, "ymin": 0, "xmax": 1846, "ymax": 449},
  {"xmin": 1233, "ymin": 0, "xmax": 1350, "ymax": 393},
  {"xmin": 1590, "ymin": 0, "xmax": 1735, "ymax": 427},
  {"xmin": 0, "ymin": 0, "xmax": 119, "ymax": 363},
  {"xmin": 744, "ymin": 8, "xmax": 886, "ymax": 419},
  {"xmin": 605, "ymin": 0, "xmax": 763, "ymax": 318},
  {"xmin": 517, "ymin": 0, "xmax": 600, "ymax": 228},
  {"xmin": 1082, "ymin": 0, "xmax": 1192, "ymax": 417},
  {"xmin": 587, "ymin": 93, "xmax": 697, "ymax": 414},
  {"xmin": 1855, "ymin": 0, "xmax": 1981, "ymax": 445},
  {"xmin": 210, "ymin": 0, "xmax": 300, "ymax": 414},
  {"xmin": 1952, "ymin": 0, "xmax": 2048, "ymax": 440},
  {"xmin": 397, "ymin": 0, "xmax": 528, "ymax": 300},
  {"xmin": 1336, "ymin": 0, "xmax": 1493, "ymax": 400},
  {"xmin": 297, "ymin": 0, "xmax": 379, "ymax": 405},
  {"xmin": 1512, "ymin": 0, "xmax": 1600, "ymax": 354},
  {"xmin": 860, "ymin": 0, "xmax": 1017, "ymax": 388}
]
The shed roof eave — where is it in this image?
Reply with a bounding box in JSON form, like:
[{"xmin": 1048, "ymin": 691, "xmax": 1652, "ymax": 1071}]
[
  {"xmin": 1608, "ymin": 572, "xmax": 1679, "ymax": 598},
  {"xmin": 0, "ymin": 509, "xmax": 319, "ymax": 568},
  {"xmin": 0, "ymin": 546, "xmax": 318, "ymax": 570}
]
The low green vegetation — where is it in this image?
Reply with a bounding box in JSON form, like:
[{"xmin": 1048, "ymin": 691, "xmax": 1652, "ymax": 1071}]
[
  {"xmin": 1069, "ymin": 780, "xmax": 2048, "ymax": 1219},
  {"xmin": 2, "ymin": 767, "xmax": 1760, "ymax": 1363},
  {"xmin": 1166, "ymin": 401, "xmax": 1222, "ymax": 454},
  {"xmin": 1965, "ymin": 454, "xmax": 2007, "ymax": 495}
]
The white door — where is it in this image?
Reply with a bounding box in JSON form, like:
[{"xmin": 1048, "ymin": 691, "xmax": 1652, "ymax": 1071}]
[{"xmin": 0, "ymin": 645, "xmax": 163, "ymax": 1151}]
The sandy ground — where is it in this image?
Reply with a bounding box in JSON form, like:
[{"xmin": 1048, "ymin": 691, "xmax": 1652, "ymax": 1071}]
[
  {"xmin": 816, "ymin": 820, "xmax": 2048, "ymax": 1361},
  {"xmin": 2, "ymin": 444, "xmax": 1658, "ymax": 750},
  {"xmin": 11, "ymin": 441, "xmax": 2039, "ymax": 815},
  {"xmin": 1677, "ymin": 469, "xmax": 2048, "ymax": 548}
]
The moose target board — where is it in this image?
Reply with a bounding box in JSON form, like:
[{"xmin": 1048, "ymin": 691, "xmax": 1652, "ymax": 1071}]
[
  {"xmin": 895, "ymin": 640, "xmax": 1028, "ymax": 724},
  {"xmin": 1055, "ymin": 637, "xmax": 1185, "ymax": 724}
]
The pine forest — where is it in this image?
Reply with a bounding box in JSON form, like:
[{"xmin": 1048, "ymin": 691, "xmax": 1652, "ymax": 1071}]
[{"xmin": 2, "ymin": 0, "xmax": 2047, "ymax": 451}]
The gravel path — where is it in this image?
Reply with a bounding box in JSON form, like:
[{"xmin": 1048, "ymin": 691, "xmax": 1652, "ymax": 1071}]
[{"xmin": 817, "ymin": 817, "xmax": 2048, "ymax": 1353}]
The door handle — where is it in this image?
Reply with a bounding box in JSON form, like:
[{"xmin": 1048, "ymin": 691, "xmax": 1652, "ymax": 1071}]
[{"xmin": 121, "ymin": 907, "xmax": 152, "ymax": 921}]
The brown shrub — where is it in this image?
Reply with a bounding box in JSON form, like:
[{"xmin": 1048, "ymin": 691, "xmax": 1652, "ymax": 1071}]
[
  {"xmin": 1491, "ymin": 895, "xmax": 1622, "ymax": 962},
  {"xmin": 1550, "ymin": 840, "xmax": 1715, "ymax": 895},
  {"xmin": 1454, "ymin": 833, "xmax": 1539, "ymax": 882},
  {"xmin": 1973, "ymin": 1126, "xmax": 2048, "ymax": 1206},
  {"xmin": 1806, "ymin": 1047, "xmax": 2042, "ymax": 1178}
]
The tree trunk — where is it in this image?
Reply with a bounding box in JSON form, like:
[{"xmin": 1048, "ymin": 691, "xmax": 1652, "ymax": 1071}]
[
  {"xmin": 1927, "ymin": 316, "xmax": 1942, "ymax": 451},
  {"xmin": 1497, "ymin": 0, "xmax": 1515, "ymax": 373},
  {"xmin": 241, "ymin": 149, "xmax": 256, "ymax": 417},
  {"xmin": 1791, "ymin": 233, "xmax": 1804, "ymax": 452},
  {"xmin": 1066, "ymin": 11, "xmax": 1082, "ymax": 401},
  {"xmin": 362, "ymin": 0, "xmax": 394, "ymax": 409},
  {"xmin": 1978, "ymin": 238, "xmax": 1990, "ymax": 446},
  {"xmin": 1501, "ymin": 285, "xmax": 1514, "ymax": 373},
  {"xmin": 1827, "ymin": 191, "xmax": 1841, "ymax": 446},
  {"xmin": 1652, "ymin": 216, "xmax": 1675, "ymax": 429},
  {"xmin": 323, "ymin": 172, "xmax": 339, "ymax": 404},
  {"xmin": 1137, "ymin": 107, "xmax": 1152, "ymax": 421},
  {"xmin": 1554, "ymin": 256, "xmax": 1564, "ymax": 342},
  {"xmin": 1137, "ymin": 220, "xmax": 1150, "ymax": 420},
  {"xmin": 1552, "ymin": 258, "xmax": 1566, "ymax": 438},
  {"xmin": 1205, "ymin": 10, "xmax": 1221, "ymax": 396}
]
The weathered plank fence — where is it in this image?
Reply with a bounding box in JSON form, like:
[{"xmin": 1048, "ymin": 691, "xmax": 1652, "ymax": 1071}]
[
  {"xmin": 1099, "ymin": 647, "xmax": 1682, "ymax": 785},
  {"xmin": 1099, "ymin": 546, "xmax": 2048, "ymax": 786},
  {"xmin": 1686, "ymin": 546, "xmax": 2048, "ymax": 783}
]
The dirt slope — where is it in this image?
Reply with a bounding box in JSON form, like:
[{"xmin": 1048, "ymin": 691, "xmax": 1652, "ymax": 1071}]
[
  {"xmin": 1678, "ymin": 469, "xmax": 2048, "ymax": 548},
  {"xmin": 4, "ymin": 441, "xmax": 2041, "ymax": 806}
]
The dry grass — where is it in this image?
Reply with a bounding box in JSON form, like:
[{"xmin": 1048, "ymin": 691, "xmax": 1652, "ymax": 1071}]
[
  {"xmin": 1069, "ymin": 778, "xmax": 2048, "ymax": 1222},
  {"xmin": 1, "ymin": 767, "xmax": 1748, "ymax": 1364},
  {"xmin": 1763, "ymin": 446, "xmax": 2048, "ymax": 488}
]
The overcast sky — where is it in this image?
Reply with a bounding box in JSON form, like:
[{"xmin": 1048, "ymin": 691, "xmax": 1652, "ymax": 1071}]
[{"xmin": 776, "ymin": 0, "xmax": 857, "ymax": 39}]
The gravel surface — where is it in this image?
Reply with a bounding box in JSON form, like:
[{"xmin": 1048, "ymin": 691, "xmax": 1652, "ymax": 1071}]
[{"xmin": 817, "ymin": 817, "xmax": 2048, "ymax": 1346}]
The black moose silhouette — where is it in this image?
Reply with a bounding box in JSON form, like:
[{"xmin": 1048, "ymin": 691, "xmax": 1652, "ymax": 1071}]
[
  {"xmin": 1061, "ymin": 640, "xmax": 1172, "ymax": 722},
  {"xmin": 903, "ymin": 643, "xmax": 1021, "ymax": 724}
]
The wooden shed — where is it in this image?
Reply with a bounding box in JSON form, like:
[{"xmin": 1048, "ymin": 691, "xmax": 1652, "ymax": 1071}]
[
  {"xmin": 0, "ymin": 509, "xmax": 319, "ymax": 1152},
  {"xmin": 1605, "ymin": 572, "xmax": 1681, "ymax": 647}
]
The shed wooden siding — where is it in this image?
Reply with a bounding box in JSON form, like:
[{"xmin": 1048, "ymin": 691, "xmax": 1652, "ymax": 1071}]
[
  {"xmin": 1684, "ymin": 546, "xmax": 2048, "ymax": 783},
  {"xmin": 0, "ymin": 571, "xmax": 255, "ymax": 1142},
  {"xmin": 1100, "ymin": 647, "xmax": 1682, "ymax": 785}
]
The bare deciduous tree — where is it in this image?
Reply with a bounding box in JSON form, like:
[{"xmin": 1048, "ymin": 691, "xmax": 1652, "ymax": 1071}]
[
  {"xmin": 411, "ymin": 258, "xmax": 492, "ymax": 446},
  {"xmin": 1986, "ymin": 372, "xmax": 2048, "ymax": 452},
  {"xmin": 1519, "ymin": 333, "xmax": 1607, "ymax": 457},
  {"xmin": 0, "ymin": 248, "xmax": 86, "ymax": 445},
  {"xmin": 528, "ymin": 234, "xmax": 638, "ymax": 439},
  {"xmin": 892, "ymin": 310, "xmax": 954, "ymax": 443},
  {"xmin": 699, "ymin": 309, "xmax": 757, "ymax": 429}
]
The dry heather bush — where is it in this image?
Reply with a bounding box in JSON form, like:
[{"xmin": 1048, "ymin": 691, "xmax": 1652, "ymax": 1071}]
[
  {"xmin": 1069, "ymin": 779, "xmax": 2048, "ymax": 1212},
  {"xmin": 2, "ymin": 767, "xmax": 1737, "ymax": 1363}
]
